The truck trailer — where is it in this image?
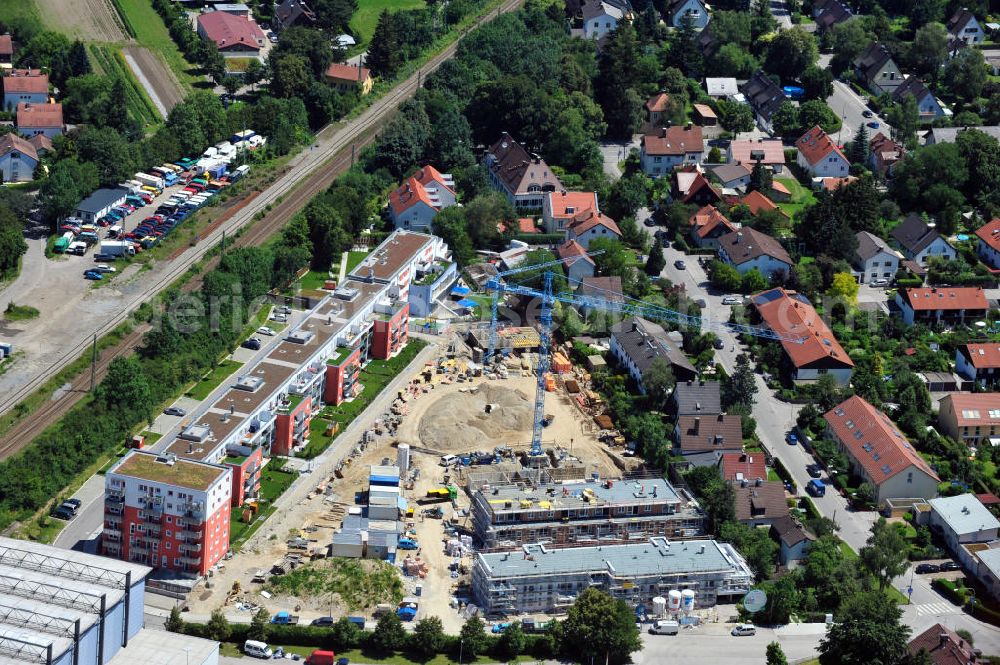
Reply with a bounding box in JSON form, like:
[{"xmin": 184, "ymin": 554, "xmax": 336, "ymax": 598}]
[{"xmin": 100, "ymin": 240, "xmax": 136, "ymax": 257}]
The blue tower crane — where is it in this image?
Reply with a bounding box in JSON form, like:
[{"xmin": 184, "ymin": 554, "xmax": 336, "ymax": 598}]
[{"xmin": 483, "ymin": 261, "xmax": 806, "ymax": 464}]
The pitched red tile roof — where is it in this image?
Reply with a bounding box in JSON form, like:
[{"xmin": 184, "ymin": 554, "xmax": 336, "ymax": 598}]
[
  {"xmin": 820, "ymin": 176, "xmax": 858, "ymax": 192},
  {"xmin": 770, "ymin": 180, "xmax": 791, "ymax": 197},
  {"xmin": 689, "ymin": 204, "xmax": 727, "ymax": 228},
  {"xmin": 643, "ymin": 125, "xmax": 703, "ymax": 156},
  {"xmin": 740, "ymin": 190, "xmax": 787, "ymax": 218},
  {"xmin": 907, "ymin": 623, "xmax": 975, "ymax": 665},
  {"xmin": 0, "ymin": 133, "xmax": 37, "ymax": 162},
  {"xmin": 796, "ymin": 125, "xmax": 848, "ymax": 166},
  {"xmin": 692, "ymin": 103, "xmax": 717, "ymax": 120},
  {"xmin": 824, "ymin": 395, "xmax": 938, "ymax": 483},
  {"xmin": 16, "ymin": 102, "xmax": 62, "ymax": 129},
  {"xmin": 696, "ymin": 214, "xmax": 737, "ymax": 239},
  {"xmin": 939, "ymin": 393, "xmax": 1000, "ymax": 428},
  {"xmin": 728, "ymin": 139, "xmax": 786, "ymax": 166},
  {"xmin": 719, "ymin": 453, "xmax": 767, "ymax": 482},
  {"xmin": 901, "ymin": 287, "xmax": 988, "ymax": 312},
  {"xmin": 197, "ymin": 11, "xmax": 265, "ymax": 51},
  {"xmin": 568, "ymin": 209, "xmax": 621, "ymax": 237},
  {"xmin": 547, "ymin": 191, "xmax": 599, "ymax": 221},
  {"xmin": 751, "ymin": 288, "xmax": 854, "ymax": 370},
  {"xmin": 325, "ymin": 62, "xmax": 371, "ymax": 84},
  {"xmin": 975, "ymin": 218, "xmax": 1000, "ymax": 253},
  {"xmin": 977, "ymin": 492, "xmax": 1000, "ymax": 506},
  {"xmin": 681, "ymin": 172, "xmax": 721, "ymax": 204},
  {"xmin": 516, "ymin": 218, "xmax": 538, "ymax": 233},
  {"xmin": 27, "ymin": 133, "xmax": 52, "ymax": 153},
  {"xmin": 0, "ymin": 35, "xmax": 12, "ymax": 57},
  {"xmin": 645, "ymin": 92, "xmax": 670, "ymax": 112},
  {"xmin": 959, "ymin": 343, "xmax": 1000, "ymax": 369},
  {"xmin": 555, "ymin": 239, "xmax": 594, "ymax": 265},
  {"xmin": 2, "ymin": 70, "xmax": 48, "ymax": 94},
  {"xmin": 388, "ymin": 165, "xmax": 453, "ymax": 216}
]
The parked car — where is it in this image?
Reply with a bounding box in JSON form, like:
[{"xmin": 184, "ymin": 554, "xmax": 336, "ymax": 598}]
[
  {"xmin": 649, "ymin": 620, "xmax": 680, "ymax": 635},
  {"xmin": 52, "ymin": 506, "xmax": 75, "ymax": 520},
  {"xmin": 867, "ymin": 121, "xmax": 880, "ymax": 129},
  {"xmin": 242, "ymin": 337, "xmax": 262, "ymax": 350},
  {"xmin": 270, "ymin": 313, "xmax": 288, "ymax": 323},
  {"xmin": 713, "ymin": 338, "xmax": 725, "ymax": 350},
  {"xmin": 915, "ymin": 563, "xmax": 941, "ymax": 574},
  {"xmin": 93, "ymin": 253, "xmax": 117, "ymax": 262},
  {"xmin": 257, "ymin": 326, "xmax": 276, "ymax": 336},
  {"xmin": 163, "ymin": 407, "xmax": 187, "ymax": 417},
  {"xmin": 786, "ymin": 432, "xmax": 798, "ymax": 445},
  {"xmin": 722, "ymin": 296, "xmax": 741, "ymax": 305},
  {"xmin": 83, "ymin": 270, "xmax": 104, "ymax": 280},
  {"xmin": 276, "ymin": 305, "xmax": 292, "ymax": 314},
  {"xmin": 644, "ymin": 217, "xmax": 657, "ymax": 227},
  {"xmin": 93, "ymin": 264, "xmax": 116, "ymax": 274},
  {"xmin": 940, "ymin": 561, "xmax": 961, "ymax": 572},
  {"xmin": 806, "ymin": 479, "xmax": 826, "ymax": 497},
  {"xmin": 731, "ymin": 624, "xmax": 756, "ymax": 636},
  {"xmin": 806, "ymin": 464, "xmax": 822, "ymax": 478},
  {"xmin": 862, "ymin": 109, "xmax": 874, "ymax": 118},
  {"xmin": 870, "ymin": 278, "xmax": 889, "ymax": 287},
  {"xmin": 64, "ymin": 498, "xmax": 82, "ymax": 510},
  {"xmin": 310, "ymin": 616, "xmax": 335, "ymax": 627},
  {"xmin": 674, "ymin": 260, "xmax": 687, "ymax": 270}
]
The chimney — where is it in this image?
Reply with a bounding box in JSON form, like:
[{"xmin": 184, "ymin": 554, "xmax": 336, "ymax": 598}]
[
  {"xmin": 735, "ymin": 232, "xmax": 743, "ymax": 243},
  {"xmin": 660, "ymin": 127, "xmax": 668, "ymax": 138},
  {"xmin": 686, "ymin": 121, "xmax": 692, "ymax": 130},
  {"xmin": 755, "ymin": 478, "xmax": 762, "ymax": 487},
  {"xmin": 939, "ymin": 633, "xmax": 949, "ymax": 648},
  {"xmin": 693, "ymin": 417, "xmax": 700, "ymax": 434}
]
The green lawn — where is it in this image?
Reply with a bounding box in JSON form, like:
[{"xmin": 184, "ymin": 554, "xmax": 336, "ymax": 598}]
[
  {"xmin": 303, "ymin": 340, "xmax": 427, "ymax": 459},
  {"xmin": 349, "ymin": 0, "xmax": 426, "ymax": 45},
  {"xmin": 230, "ymin": 459, "xmax": 297, "ymax": 546},
  {"xmin": 112, "ymin": 0, "xmax": 198, "ymax": 89},
  {"xmin": 0, "ymin": 1, "xmax": 42, "ymax": 32},
  {"xmin": 299, "ymin": 270, "xmax": 333, "ymax": 292},
  {"xmin": 345, "ymin": 249, "xmax": 371, "ymax": 275},
  {"xmin": 185, "ymin": 360, "xmax": 243, "ymax": 401},
  {"xmin": 774, "ymin": 177, "xmax": 817, "ymax": 220}
]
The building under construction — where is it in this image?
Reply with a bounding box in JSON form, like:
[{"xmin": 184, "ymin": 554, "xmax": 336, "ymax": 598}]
[
  {"xmin": 467, "ymin": 325, "xmax": 541, "ymax": 358},
  {"xmin": 469, "ymin": 472, "xmax": 704, "ymax": 549},
  {"xmin": 472, "ymin": 537, "xmax": 754, "ymax": 615}
]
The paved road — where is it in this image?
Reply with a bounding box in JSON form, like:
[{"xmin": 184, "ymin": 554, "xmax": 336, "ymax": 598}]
[
  {"xmin": 645, "ymin": 231, "xmax": 1000, "ymax": 651},
  {"xmin": 828, "ymin": 80, "xmax": 891, "ymax": 146},
  {"xmin": 636, "ymin": 622, "xmax": 823, "ymax": 665}
]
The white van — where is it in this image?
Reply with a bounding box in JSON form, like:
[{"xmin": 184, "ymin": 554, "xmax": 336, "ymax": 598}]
[
  {"xmin": 649, "ymin": 620, "xmax": 679, "ymax": 635},
  {"xmin": 731, "ymin": 624, "xmax": 756, "ymax": 636},
  {"xmin": 243, "ymin": 640, "xmax": 272, "ymax": 658},
  {"xmin": 440, "ymin": 454, "xmax": 458, "ymax": 467}
]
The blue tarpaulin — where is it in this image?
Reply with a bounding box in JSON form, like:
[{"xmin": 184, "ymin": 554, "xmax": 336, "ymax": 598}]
[
  {"xmin": 456, "ymin": 298, "xmax": 478, "ymax": 309},
  {"xmin": 450, "ymin": 286, "xmax": 470, "ymax": 296},
  {"xmin": 397, "ymin": 606, "xmax": 417, "ymax": 621}
]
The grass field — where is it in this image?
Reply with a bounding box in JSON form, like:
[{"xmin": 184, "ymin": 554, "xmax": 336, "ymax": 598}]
[
  {"xmin": 349, "ymin": 0, "xmax": 426, "ymax": 44},
  {"xmin": 111, "ymin": 0, "xmax": 198, "ymax": 89},
  {"xmin": 89, "ymin": 44, "xmax": 162, "ymax": 126},
  {"xmin": 0, "ymin": 1, "xmax": 42, "ymax": 32},
  {"xmin": 775, "ymin": 177, "xmax": 817, "ymax": 220},
  {"xmin": 185, "ymin": 359, "xmax": 243, "ymax": 401},
  {"xmin": 345, "ymin": 249, "xmax": 371, "ymax": 274}
]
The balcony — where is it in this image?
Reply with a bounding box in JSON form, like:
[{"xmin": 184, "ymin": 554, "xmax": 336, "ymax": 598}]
[
  {"xmin": 180, "ymin": 542, "xmax": 203, "ymax": 554},
  {"xmin": 105, "ymin": 503, "xmax": 123, "ymax": 515},
  {"xmin": 103, "ymin": 528, "xmax": 121, "ymax": 541},
  {"xmin": 106, "ymin": 490, "xmax": 124, "ymax": 502},
  {"xmin": 179, "ymin": 529, "xmax": 201, "ymax": 540},
  {"xmin": 181, "ymin": 555, "xmax": 202, "ymax": 566}
]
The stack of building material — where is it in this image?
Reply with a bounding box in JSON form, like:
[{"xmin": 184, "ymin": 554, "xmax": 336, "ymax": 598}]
[
  {"xmin": 402, "ymin": 555, "xmax": 429, "ymax": 577},
  {"xmin": 551, "ymin": 352, "xmax": 572, "ymax": 374}
]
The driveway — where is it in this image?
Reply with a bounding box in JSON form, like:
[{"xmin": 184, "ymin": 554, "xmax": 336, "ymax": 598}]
[{"xmin": 599, "ymin": 138, "xmax": 639, "ymax": 179}]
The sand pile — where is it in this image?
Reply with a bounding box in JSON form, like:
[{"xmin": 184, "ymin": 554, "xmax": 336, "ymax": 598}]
[{"xmin": 418, "ymin": 383, "xmax": 534, "ymax": 450}]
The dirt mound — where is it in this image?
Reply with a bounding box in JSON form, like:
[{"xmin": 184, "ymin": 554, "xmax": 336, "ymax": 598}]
[{"xmin": 417, "ymin": 383, "xmax": 534, "ymax": 451}]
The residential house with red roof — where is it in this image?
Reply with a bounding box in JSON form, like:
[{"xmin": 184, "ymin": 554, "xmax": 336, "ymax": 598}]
[
  {"xmin": 645, "ymin": 92, "xmax": 672, "ymax": 125},
  {"xmin": 2, "ymin": 69, "xmax": 48, "ymax": 110},
  {"xmin": 387, "ymin": 165, "xmax": 455, "ymax": 232},
  {"xmin": 688, "ymin": 205, "xmax": 736, "ymax": 250},
  {"xmin": 0, "ymin": 35, "xmax": 12, "ymax": 68},
  {"xmin": 795, "ymin": 125, "xmax": 850, "ymax": 178},
  {"xmin": 484, "ymin": 132, "xmax": 563, "ymax": 209},
  {"xmin": 565, "ymin": 209, "xmax": 621, "ymax": 249},
  {"xmin": 956, "ymin": 342, "xmax": 1000, "ymax": 385},
  {"xmin": 542, "ymin": 191, "xmax": 599, "ymax": 234},
  {"xmin": 869, "ymin": 132, "xmax": 904, "ymax": 177},
  {"xmin": 895, "ymin": 286, "xmax": 988, "ymax": 325},
  {"xmin": 16, "ymin": 101, "xmax": 62, "ymax": 138},
  {"xmin": 674, "ymin": 167, "xmax": 721, "ymax": 205},
  {"xmin": 718, "ymin": 452, "xmax": 767, "ymax": 483},
  {"xmin": 738, "ymin": 190, "xmax": 788, "ymax": 219},
  {"xmin": 0, "ymin": 133, "xmax": 39, "ymax": 183},
  {"xmin": 639, "ymin": 124, "xmax": 704, "ymax": 176},
  {"xmin": 196, "ymin": 11, "xmax": 266, "ymax": 57},
  {"xmin": 908, "ymin": 623, "xmax": 978, "ymax": 665},
  {"xmin": 975, "ymin": 218, "xmax": 1000, "ymax": 270},
  {"xmin": 750, "ymin": 288, "xmax": 854, "ymax": 384},
  {"xmin": 726, "ymin": 138, "xmax": 786, "ymax": 173},
  {"xmin": 325, "ymin": 63, "xmax": 372, "ymax": 95},
  {"xmin": 555, "ymin": 239, "xmax": 596, "ymax": 283},
  {"xmin": 938, "ymin": 392, "xmax": 1000, "ymax": 443},
  {"xmin": 717, "ymin": 227, "xmax": 792, "ymax": 279},
  {"xmin": 824, "ymin": 395, "xmax": 939, "ymax": 503},
  {"xmin": 673, "ymin": 413, "xmax": 744, "ymax": 466}
]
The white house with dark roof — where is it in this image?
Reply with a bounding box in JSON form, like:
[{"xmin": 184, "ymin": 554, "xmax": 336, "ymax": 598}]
[
  {"xmin": 892, "ymin": 77, "xmax": 946, "ymax": 119},
  {"xmin": 947, "ymin": 8, "xmax": 984, "ymax": 45},
  {"xmin": 0, "ymin": 133, "xmax": 39, "ymax": 183},
  {"xmin": 890, "ymin": 214, "xmax": 956, "ymax": 266},
  {"xmin": 853, "ymin": 231, "xmax": 900, "ymax": 284},
  {"xmin": 484, "ymin": 133, "xmax": 563, "ymax": 209},
  {"xmin": 740, "ymin": 71, "xmax": 787, "ymax": 133},
  {"xmin": 581, "ymin": 0, "xmax": 634, "ymax": 40},
  {"xmin": 611, "ymin": 318, "xmax": 697, "ymax": 392},
  {"xmin": 667, "ymin": 0, "xmax": 709, "ymax": 29},
  {"xmin": 717, "ymin": 227, "xmax": 792, "ymax": 278},
  {"xmin": 854, "ymin": 42, "xmax": 903, "ymax": 96}
]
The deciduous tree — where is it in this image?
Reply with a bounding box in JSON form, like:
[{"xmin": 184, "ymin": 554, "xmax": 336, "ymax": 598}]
[
  {"xmin": 560, "ymin": 589, "xmax": 642, "ymax": 665},
  {"xmin": 860, "ymin": 517, "xmax": 909, "ymax": 590}
]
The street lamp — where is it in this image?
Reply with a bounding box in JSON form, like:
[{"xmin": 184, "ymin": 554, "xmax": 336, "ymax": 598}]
[{"xmin": 459, "ymin": 639, "xmax": 464, "ymax": 665}]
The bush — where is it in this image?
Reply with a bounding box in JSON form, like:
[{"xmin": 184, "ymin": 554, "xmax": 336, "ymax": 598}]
[{"xmin": 771, "ymin": 457, "xmax": 797, "ymax": 493}]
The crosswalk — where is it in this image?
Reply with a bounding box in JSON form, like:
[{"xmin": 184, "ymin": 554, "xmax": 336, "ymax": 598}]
[{"xmin": 912, "ymin": 602, "xmax": 961, "ymax": 617}]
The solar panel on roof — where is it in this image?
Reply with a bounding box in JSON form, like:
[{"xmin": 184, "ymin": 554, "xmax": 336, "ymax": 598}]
[{"xmin": 753, "ymin": 289, "xmax": 785, "ymax": 305}]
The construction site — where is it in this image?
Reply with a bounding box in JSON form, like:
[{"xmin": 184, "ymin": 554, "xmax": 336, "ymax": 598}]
[{"xmin": 176, "ymin": 327, "xmax": 705, "ymax": 631}]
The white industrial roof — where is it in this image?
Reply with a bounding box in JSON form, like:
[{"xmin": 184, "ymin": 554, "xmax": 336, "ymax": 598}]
[
  {"xmin": 106, "ymin": 625, "xmax": 218, "ymax": 665},
  {"xmin": 929, "ymin": 494, "xmax": 1000, "ymax": 536}
]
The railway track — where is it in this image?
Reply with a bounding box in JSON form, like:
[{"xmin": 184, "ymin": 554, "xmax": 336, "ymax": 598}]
[{"xmin": 0, "ymin": 0, "xmax": 525, "ymax": 462}]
